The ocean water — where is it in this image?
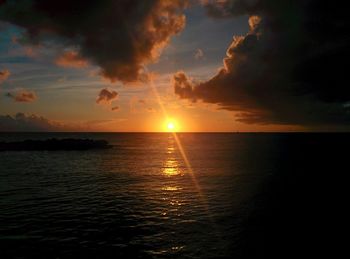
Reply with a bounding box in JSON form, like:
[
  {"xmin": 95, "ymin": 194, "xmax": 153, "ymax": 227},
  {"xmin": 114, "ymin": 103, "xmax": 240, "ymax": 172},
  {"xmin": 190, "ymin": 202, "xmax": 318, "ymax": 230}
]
[{"xmin": 0, "ymin": 133, "xmax": 348, "ymax": 258}]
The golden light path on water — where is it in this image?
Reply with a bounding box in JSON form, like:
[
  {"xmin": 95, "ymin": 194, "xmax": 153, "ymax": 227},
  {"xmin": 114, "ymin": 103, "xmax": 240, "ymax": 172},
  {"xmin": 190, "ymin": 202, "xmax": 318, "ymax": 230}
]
[
  {"xmin": 147, "ymin": 75, "xmax": 215, "ymax": 222},
  {"xmin": 147, "ymin": 78, "xmax": 225, "ymax": 246}
]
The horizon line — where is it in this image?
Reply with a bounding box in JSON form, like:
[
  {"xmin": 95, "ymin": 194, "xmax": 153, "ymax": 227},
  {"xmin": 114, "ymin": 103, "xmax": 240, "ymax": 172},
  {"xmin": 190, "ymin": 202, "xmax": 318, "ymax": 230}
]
[{"xmin": 1, "ymin": 131, "xmax": 350, "ymax": 134}]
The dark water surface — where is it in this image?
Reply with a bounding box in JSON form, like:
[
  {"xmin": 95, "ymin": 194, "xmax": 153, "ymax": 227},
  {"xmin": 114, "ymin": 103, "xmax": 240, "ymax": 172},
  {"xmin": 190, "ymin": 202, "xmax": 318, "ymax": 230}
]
[{"xmin": 0, "ymin": 133, "xmax": 348, "ymax": 258}]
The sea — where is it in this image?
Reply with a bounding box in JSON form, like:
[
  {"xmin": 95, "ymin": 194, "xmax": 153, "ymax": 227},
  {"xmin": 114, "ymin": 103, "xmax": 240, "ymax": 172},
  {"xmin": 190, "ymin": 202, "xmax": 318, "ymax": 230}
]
[{"xmin": 0, "ymin": 133, "xmax": 348, "ymax": 258}]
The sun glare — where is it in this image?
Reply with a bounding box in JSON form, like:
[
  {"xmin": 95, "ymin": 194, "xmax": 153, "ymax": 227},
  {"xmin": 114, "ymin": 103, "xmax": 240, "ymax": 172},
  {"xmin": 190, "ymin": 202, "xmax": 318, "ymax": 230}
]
[
  {"xmin": 167, "ymin": 122, "xmax": 175, "ymax": 130},
  {"xmin": 165, "ymin": 119, "xmax": 177, "ymax": 132}
]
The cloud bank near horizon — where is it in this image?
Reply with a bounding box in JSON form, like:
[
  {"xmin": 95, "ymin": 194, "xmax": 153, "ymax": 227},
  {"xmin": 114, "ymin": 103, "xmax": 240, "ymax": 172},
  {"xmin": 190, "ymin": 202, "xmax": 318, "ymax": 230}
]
[{"xmin": 0, "ymin": 113, "xmax": 63, "ymax": 132}]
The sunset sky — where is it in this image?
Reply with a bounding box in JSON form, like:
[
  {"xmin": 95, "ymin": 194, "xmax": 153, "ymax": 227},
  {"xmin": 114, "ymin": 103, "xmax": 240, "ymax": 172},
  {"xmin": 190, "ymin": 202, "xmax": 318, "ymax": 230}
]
[{"xmin": 0, "ymin": 0, "xmax": 349, "ymax": 132}]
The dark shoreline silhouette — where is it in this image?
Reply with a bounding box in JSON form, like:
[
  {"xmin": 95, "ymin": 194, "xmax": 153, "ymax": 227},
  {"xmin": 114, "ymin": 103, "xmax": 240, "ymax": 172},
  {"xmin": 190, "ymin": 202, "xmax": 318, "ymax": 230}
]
[{"xmin": 0, "ymin": 138, "xmax": 112, "ymax": 151}]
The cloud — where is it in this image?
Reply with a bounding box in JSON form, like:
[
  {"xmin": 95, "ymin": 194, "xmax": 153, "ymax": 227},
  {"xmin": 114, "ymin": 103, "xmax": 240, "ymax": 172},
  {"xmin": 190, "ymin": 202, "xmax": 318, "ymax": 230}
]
[
  {"xmin": 201, "ymin": 0, "xmax": 261, "ymax": 17},
  {"xmin": 147, "ymin": 107, "xmax": 156, "ymax": 113},
  {"xmin": 0, "ymin": 0, "xmax": 188, "ymax": 83},
  {"xmin": 6, "ymin": 89, "xmax": 37, "ymax": 103},
  {"xmin": 55, "ymin": 50, "xmax": 88, "ymax": 68},
  {"xmin": 96, "ymin": 88, "xmax": 118, "ymax": 105},
  {"xmin": 194, "ymin": 48, "xmax": 204, "ymax": 60},
  {"xmin": 174, "ymin": 0, "xmax": 350, "ymax": 126},
  {"xmin": 111, "ymin": 106, "xmax": 119, "ymax": 111},
  {"xmin": 0, "ymin": 113, "xmax": 131, "ymax": 132},
  {"xmin": 0, "ymin": 69, "xmax": 10, "ymax": 83},
  {"xmin": 173, "ymin": 71, "xmax": 195, "ymax": 99},
  {"xmin": 0, "ymin": 113, "xmax": 63, "ymax": 132},
  {"xmin": 129, "ymin": 96, "xmax": 155, "ymax": 113}
]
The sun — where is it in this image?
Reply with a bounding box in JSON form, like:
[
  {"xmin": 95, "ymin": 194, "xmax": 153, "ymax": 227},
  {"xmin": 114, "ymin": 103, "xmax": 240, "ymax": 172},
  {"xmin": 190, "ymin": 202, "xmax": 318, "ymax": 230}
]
[
  {"xmin": 167, "ymin": 122, "xmax": 175, "ymax": 130},
  {"xmin": 164, "ymin": 119, "xmax": 177, "ymax": 132}
]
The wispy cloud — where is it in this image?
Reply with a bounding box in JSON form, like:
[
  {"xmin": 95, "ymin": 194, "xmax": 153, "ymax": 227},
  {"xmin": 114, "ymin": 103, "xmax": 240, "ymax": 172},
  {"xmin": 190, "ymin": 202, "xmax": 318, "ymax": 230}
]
[
  {"xmin": 194, "ymin": 48, "xmax": 204, "ymax": 60},
  {"xmin": 6, "ymin": 89, "xmax": 37, "ymax": 103},
  {"xmin": 55, "ymin": 50, "xmax": 88, "ymax": 68}
]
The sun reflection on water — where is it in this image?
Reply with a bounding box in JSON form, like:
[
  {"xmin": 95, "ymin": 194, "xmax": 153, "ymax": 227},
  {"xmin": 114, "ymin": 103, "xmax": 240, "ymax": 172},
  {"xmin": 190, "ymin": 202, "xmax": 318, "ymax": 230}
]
[
  {"xmin": 162, "ymin": 135, "xmax": 182, "ymax": 177},
  {"xmin": 163, "ymin": 159, "xmax": 181, "ymax": 176},
  {"xmin": 161, "ymin": 186, "xmax": 181, "ymax": 191}
]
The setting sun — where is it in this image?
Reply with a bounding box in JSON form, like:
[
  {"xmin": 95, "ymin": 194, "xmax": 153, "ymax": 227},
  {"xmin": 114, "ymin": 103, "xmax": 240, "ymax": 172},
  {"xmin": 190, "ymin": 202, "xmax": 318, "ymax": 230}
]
[
  {"xmin": 167, "ymin": 122, "xmax": 175, "ymax": 130},
  {"xmin": 164, "ymin": 119, "xmax": 177, "ymax": 132}
]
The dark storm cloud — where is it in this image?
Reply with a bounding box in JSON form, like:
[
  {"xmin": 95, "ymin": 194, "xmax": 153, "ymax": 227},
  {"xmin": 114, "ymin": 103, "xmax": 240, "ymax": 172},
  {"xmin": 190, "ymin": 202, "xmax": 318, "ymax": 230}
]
[
  {"xmin": 0, "ymin": 113, "xmax": 61, "ymax": 131},
  {"xmin": 96, "ymin": 88, "xmax": 118, "ymax": 105},
  {"xmin": 174, "ymin": 71, "xmax": 195, "ymax": 99},
  {"xmin": 0, "ymin": 0, "xmax": 187, "ymax": 83},
  {"xmin": 6, "ymin": 89, "xmax": 37, "ymax": 103},
  {"xmin": 175, "ymin": 0, "xmax": 350, "ymax": 126}
]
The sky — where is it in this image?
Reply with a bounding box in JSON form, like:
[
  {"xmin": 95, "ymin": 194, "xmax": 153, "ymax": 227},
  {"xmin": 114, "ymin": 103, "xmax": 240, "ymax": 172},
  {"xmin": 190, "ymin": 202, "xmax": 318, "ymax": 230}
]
[{"xmin": 0, "ymin": 0, "xmax": 349, "ymax": 132}]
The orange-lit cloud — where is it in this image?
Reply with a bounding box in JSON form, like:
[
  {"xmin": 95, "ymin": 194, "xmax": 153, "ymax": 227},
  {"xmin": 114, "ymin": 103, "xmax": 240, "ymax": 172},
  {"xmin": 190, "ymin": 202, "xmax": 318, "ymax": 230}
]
[
  {"xmin": 6, "ymin": 89, "xmax": 37, "ymax": 103},
  {"xmin": 0, "ymin": 69, "xmax": 10, "ymax": 83},
  {"xmin": 96, "ymin": 88, "xmax": 118, "ymax": 111},
  {"xmin": 55, "ymin": 50, "xmax": 88, "ymax": 68}
]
